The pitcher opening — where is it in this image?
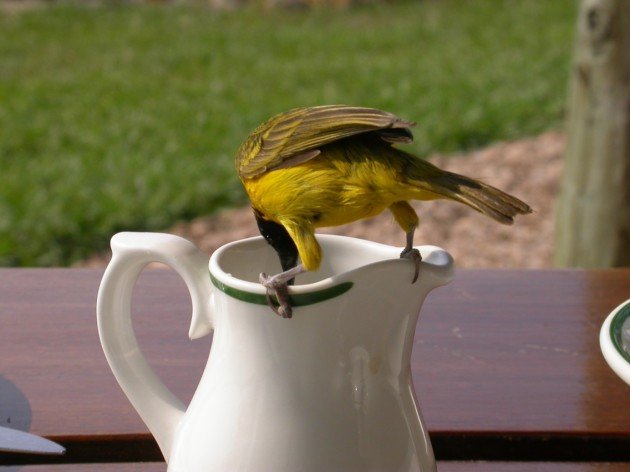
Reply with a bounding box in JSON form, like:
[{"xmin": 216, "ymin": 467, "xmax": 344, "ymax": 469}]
[{"xmin": 211, "ymin": 234, "xmax": 403, "ymax": 287}]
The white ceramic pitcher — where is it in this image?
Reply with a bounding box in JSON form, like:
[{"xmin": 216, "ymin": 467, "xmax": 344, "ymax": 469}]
[{"xmin": 97, "ymin": 232, "xmax": 454, "ymax": 471}]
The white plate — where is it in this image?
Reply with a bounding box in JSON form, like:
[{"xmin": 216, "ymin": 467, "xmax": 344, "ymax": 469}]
[{"xmin": 600, "ymin": 299, "xmax": 630, "ymax": 385}]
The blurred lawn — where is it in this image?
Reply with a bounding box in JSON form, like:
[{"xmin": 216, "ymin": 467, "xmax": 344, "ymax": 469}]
[{"xmin": 0, "ymin": 0, "xmax": 576, "ymax": 266}]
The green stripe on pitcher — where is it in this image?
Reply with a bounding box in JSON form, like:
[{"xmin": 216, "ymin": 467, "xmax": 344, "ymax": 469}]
[{"xmin": 210, "ymin": 273, "xmax": 353, "ymax": 307}]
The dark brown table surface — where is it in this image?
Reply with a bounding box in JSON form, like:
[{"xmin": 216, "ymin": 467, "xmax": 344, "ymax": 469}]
[
  {"xmin": 1, "ymin": 461, "xmax": 629, "ymax": 471},
  {"xmin": 1, "ymin": 268, "xmax": 629, "ymax": 469}
]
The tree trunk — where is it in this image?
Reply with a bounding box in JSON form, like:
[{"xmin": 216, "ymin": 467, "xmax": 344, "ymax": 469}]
[{"xmin": 554, "ymin": 0, "xmax": 630, "ymax": 267}]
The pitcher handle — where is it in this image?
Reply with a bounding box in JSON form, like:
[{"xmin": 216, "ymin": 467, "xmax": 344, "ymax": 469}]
[{"xmin": 96, "ymin": 232, "xmax": 214, "ymax": 461}]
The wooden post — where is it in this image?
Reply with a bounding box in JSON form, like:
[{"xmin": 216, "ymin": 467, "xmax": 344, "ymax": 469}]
[{"xmin": 554, "ymin": 0, "xmax": 630, "ymax": 267}]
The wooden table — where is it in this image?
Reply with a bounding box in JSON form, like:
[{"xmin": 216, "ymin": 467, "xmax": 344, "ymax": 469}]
[{"xmin": 1, "ymin": 268, "xmax": 629, "ymax": 470}]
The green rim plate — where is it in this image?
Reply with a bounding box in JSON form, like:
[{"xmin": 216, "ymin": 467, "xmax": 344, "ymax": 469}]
[{"xmin": 609, "ymin": 300, "xmax": 630, "ymax": 364}]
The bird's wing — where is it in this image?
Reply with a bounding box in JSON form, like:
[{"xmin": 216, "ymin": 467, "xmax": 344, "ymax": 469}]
[{"xmin": 236, "ymin": 105, "xmax": 415, "ymax": 179}]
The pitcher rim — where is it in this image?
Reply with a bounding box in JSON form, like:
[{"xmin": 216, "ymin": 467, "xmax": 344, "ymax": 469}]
[{"xmin": 209, "ymin": 234, "xmax": 453, "ymax": 304}]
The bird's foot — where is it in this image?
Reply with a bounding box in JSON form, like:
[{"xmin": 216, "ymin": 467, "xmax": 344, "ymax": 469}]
[
  {"xmin": 400, "ymin": 247, "xmax": 422, "ymax": 284},
  {"xmin": 259, "ymin": 273, "xmax": 293, "ymax": 318}
]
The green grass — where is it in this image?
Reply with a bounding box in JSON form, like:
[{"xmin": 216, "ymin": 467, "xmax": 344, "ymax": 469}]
[{"xmin": 0, "ymin": 0, "xmax": 576, "ymax": 266}]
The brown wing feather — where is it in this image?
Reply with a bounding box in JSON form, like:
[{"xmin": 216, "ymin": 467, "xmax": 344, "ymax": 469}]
[{"xmin": 236, "ymin": 105, "xmax": 415, "ymax": 179}]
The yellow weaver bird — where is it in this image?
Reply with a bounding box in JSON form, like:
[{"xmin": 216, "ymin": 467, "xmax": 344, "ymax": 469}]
[{"xmin": 236, "ymin": 105, "xmax": 532, "ymax": 317}]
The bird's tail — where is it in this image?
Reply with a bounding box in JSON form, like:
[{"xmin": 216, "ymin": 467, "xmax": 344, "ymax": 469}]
[{"xmin": 406, "ymin": 158, "xmax": 532, "ymax": 225}]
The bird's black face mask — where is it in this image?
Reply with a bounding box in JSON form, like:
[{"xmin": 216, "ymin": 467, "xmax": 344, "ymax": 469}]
[{"xmin": 253, "ymin": 209, "xmax": 299, "ymax": 283}]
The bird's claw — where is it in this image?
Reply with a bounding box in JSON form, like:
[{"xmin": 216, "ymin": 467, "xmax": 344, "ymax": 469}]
[
  {"xmin": 260, "ymin": 273, "xmax": 293, "ymax": 318},
  {"xmin": 400, "ymin": 248, "xmax": 422, "ymax": 284}
]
